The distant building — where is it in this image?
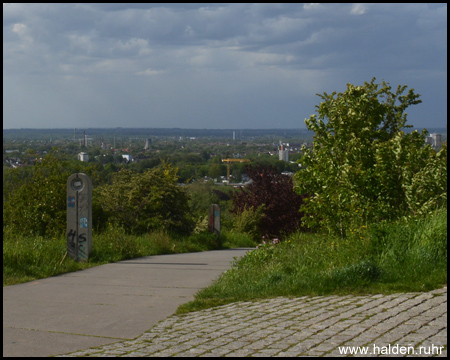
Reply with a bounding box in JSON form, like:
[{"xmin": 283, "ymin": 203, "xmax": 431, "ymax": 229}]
[
  {"xmin": 279, "ymin": 145, "xmax": 289, "ymax": 162},
  {"xmin": 425, "ymin": 133, "xmax": 442, "ymax": 150},
  {"xmin": 122, "ymin": 154, "xmax": 132, "ymax": 162},
  {"xmin": 144, "ymin": 138, "xmax": 152, "ymax": 150},
  {"xmin": 78, "ymin": 152, "xmax": 89, "ymax": 162}
]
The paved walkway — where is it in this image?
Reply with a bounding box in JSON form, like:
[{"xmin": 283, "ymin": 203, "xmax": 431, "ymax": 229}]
[
  {"xmin": 59, "ymin": 286, "xmax": 447, "ymax": 357},
  {"xmin": 3, "ymin": 249, "xmax": 251, "ymax": 357}
]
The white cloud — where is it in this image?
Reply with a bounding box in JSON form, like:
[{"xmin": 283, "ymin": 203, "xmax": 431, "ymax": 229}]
[
  {"xmin": 12, "ymin": 23, "xmax": 33, "ymax": 43},
  {"xmin": 303, "ymin": 4, "xmax": 321, "ymax": 11},
  {"xmin": 350, "ymin": 3, "xmax": 368, "ymax": 15},
  {"xmin": 135, "ymin": 68, "xmax": 165, "ymax": 76},
  {"xmin": 113, "ymin": 38, "xmax": 152, "ymax": 56}
]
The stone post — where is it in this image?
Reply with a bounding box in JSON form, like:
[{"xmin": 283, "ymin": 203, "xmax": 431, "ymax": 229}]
[
  {"xmin": 67, "ymin": 173, "xmax": 92, "ymax": 261},
  {"xmin": 209, "ymin": 204, "xmax": 221, "ymax": 236}
]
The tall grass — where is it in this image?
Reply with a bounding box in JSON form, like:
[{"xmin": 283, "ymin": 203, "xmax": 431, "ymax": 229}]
[
  {"xmin": 177, "ymin": 209, "xmax": 447, "ymax": 313},
  {"xmin": 3, "ymin": 224, "xmax": 246, "ymax": 287}
]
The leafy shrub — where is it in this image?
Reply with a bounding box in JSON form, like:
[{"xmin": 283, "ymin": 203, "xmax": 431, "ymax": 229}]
[
  {"xmin": 231, "ymin": 164, "xmax": 308, "ymax": 239},
  {"xmin": 185, "ymin": 182, "xmax": 235, "ymax": 235},
  {"xmin": 192, "ymin": 215, "xmax": 209, "ymax": 235},
  {"xmin": 94, "ymin": 223, "xmax": 141, "ymax": 260},
  {"xmin": 147, "ymin": 230, "xmax": 176, "ymax": 254},
  {"xmin": 3, "ymin": 153, "xmax": 72, "ymax": 237},
  {"xmin": 403, "ymin": 142, "xmax": 447, "ymax": 216},
  {"xmin": 294, "ymin": 78, "xmax": 445, "ymax": 236},
  {"xmin": 98, "ymin": 163, "xmax": 194, "ymax": 235},
  {"xmin": 231, "ymin": 205, "xmax": 265, "ymax": 240}
]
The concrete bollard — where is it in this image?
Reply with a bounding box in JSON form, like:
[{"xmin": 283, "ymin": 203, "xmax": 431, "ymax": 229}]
[
  {"xmin": 209, "ymin": 204, "xmax": 221, "ymax": 236},
  {"xmin": 67, "ymin": 173, "xmax": 92, "ymax": 261}
]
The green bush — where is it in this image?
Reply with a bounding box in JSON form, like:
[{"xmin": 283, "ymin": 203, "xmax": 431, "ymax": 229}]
[
  {"xmin": 294, "ymin": 78, "xmax": 446, "ymax": 236},
  {"xmin": 93, "ymin": 224, "xmax": 141, "ymax": 260},
  {"xmin": 98, "ymin": 163, "xmax": 194, "ymax": 235},
  {"xmin": 185, "ymin": 182, "xmax": 235, "ymax": 235},
  {"xmin": 403, "ymin": 142, "xmax": 447, "ymax": 216},
  {"xmin": 3, "ymin": 154, "xmax": 72, "ymax": 237},
  {"xmin": 231, "ymin": 205, "xmax": 265, "ymax": 240}
]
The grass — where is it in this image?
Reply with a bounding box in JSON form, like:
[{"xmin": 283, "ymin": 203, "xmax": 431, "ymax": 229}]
[
  {"xmin": 4, "ymin": 209, "xmax": 447, "ymax": 315},
  {"xmin": 176, "ymin": 209, "xmax": 447, "ymax": 314},
  {"xmin": 2, "ymin": 225, "xmax": 257, "ymax": 287}
]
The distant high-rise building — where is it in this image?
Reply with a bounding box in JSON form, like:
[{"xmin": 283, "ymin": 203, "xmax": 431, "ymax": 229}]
[
  {"xmin": 78, "ymin": 152, "xmax": 89, "ymax": 162},
  {"xmin": 233, "ymin": 131, "xmax": 236, "ymax": 141},
  {"xmin": 279, "ymin": 145, "xmax": 289, "ymax": 162},
  {"xmin": 425, "ymin": 133, "xmax": 442, "ymax": 150},
  {"xmin": 122, "ymin": 154, "xmax": 132, "ymax": 162},
  {"xmin": 144, "ymin": 138, "xmax": 152, "ymax": 150}
]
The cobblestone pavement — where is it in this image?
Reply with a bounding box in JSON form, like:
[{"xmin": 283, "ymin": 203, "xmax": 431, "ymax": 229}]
[{"xmin": 59, "ymin": 286, "xmax": 446, "ymax": 357}]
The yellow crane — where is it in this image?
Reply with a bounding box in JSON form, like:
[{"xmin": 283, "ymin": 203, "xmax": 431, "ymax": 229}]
[{"xmin": 221, "ymin": 158, "xmax": 250, "ymax": 181}]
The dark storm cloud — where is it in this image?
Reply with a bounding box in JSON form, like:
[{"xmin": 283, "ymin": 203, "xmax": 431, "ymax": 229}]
[{"xmin": 3, "ymin": 3, "xmax": 447, "ymax": 129}]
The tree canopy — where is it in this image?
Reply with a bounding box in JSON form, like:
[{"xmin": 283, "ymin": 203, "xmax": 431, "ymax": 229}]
[
  {"xmin": 98, "ymin": 163, "xmax": 193, "ymax": 234},
  {"xmin": 294, "ymin": 78, "xmax": 447, "ymax": 236}
]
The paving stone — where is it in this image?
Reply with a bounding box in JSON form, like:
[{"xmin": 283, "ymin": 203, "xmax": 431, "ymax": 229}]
[{"xmin": 56, "ymin": 287, "xmax": 447, "ymax": 357}]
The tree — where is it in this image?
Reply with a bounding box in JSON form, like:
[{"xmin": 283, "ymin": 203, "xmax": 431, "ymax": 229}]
[
  {"xmin": 403, "ymin": 141, "xmax": 447, "ymax": 217},
  {"xmin": 208, "ymin": 164, "xmax": 225, "ymax": 179},
  {"xmin": 231, "ymin": 164, "xmax": 308, "ymax": 239},
  {"xmin": 98, "ymin": 163, "xmax": 193, "ymax": 234},
  {"xmin": 3, "ymin": 153, "xmax": 73, "ymax": 236},
  {"xmin": 294, "ymin": 78, "xmax": 445, "ymax": 237}
]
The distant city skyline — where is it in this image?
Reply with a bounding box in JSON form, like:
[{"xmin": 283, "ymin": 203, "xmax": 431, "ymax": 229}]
[{"xmin": 3, "ymin": 3, "xmax": 447, "ymax": 130}]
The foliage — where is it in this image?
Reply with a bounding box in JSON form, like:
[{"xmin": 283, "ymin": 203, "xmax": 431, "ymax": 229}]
[
  {"xmin": 177, "ymin": 209, "xmax": 447, "ymax": 313},
  {"xmin": 98, "ymin": 162, "xmax": 193, "ymax": 234},
  {"xmin": 403, "ymin": 142, "xmax": 447, "ymax": 216},
  {"xmin": 186, "ymin": 182, "xmax": 222, "ymax": 218},
  {"xmin": 96, "ymin": 223, "xmax": 141, "ymax": 259},
  {"xmin": 231, "ymin": 205, "xmax": 266, "ymax": 240},
  {"xmin": 187, "ymin": 231, "xmax": 222, "ymax": 250},
  {"xmin": 220, "ymin": 230, "xmax": 257, "ymax": 248},
  {"xmin": 366, "ymin": 208, "xmax": 447, "ymax": 269},
  {"xmin": 294, "ymin": 78, "xmax": 446, "ymax": 236},
  {"xmin": 240, "ymin": 236, "xmax": 282, "ymax": 265},
  {"xmin": 3, "ymin": 151, "xmax": 122, "ymax": 237},
  {"xmin": 3, "ymin": 153, "xmax": 72, "ymax": 237},
  {"xmin": 3, "ymin": 224, "xmax": 232, "ymax": 286},
  {"xmin": 231, "ymin": 164, "xmax": 308, "ymax": 239},
  {"xmin": 191, "ymin": 215, "xmax": 209, "ymax": 235}
]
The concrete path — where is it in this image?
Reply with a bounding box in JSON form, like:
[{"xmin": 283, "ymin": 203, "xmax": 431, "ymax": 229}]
[{"xmin": 3, "ymin": 249, "xmax": 251, "ymax": 357}]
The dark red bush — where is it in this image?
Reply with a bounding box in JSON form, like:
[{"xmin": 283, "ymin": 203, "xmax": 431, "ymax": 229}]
[{"xmin": 230, "ymin": 164, "xmax": 308, "ymax": 239}]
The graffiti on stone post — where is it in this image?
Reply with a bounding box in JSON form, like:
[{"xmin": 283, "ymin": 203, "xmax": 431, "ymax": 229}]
[
  {"xmin": 67, "ymin": 173, "xmax": 92, "ymax": 261},
  {"xmin": 209, "ymin": 204, "xmax": 221, "ymax": 236}
]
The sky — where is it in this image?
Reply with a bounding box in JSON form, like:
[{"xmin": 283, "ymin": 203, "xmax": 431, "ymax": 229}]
[{"xmin": 3, "ymin": 3, "xmax": 447, "ymax": 130}]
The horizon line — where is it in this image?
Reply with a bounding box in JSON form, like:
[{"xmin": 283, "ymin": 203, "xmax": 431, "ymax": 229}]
[{"xmin": 3, "ymin": 127, "xmax": 312, "ymax": 131}]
